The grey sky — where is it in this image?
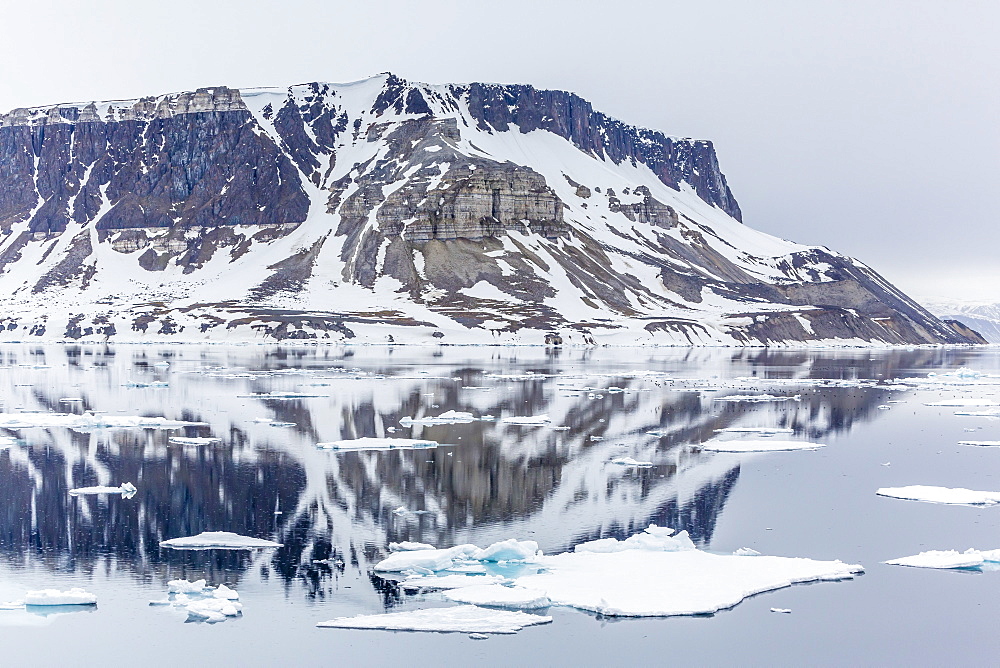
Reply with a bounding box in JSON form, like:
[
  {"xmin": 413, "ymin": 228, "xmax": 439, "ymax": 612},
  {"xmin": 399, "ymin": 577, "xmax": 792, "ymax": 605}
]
[{"xmin": 2, "ymin": 0, "xmax": 996, "ymax": 300}]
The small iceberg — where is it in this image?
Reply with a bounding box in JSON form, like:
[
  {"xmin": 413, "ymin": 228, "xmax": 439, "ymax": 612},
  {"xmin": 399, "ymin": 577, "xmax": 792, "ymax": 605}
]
[
  {"xmin": 473, "ymin": 539, "xmax": 539, "ymax": 562},
  {"xmin": 69, "ymin": 482, "xmax": 136, "ymax": 498},
  {"xmin": 167, "ymin": 579, "xmax": 208, "ymax": 594},
  {"xmin": 153, "ymin": 581, "xmax": 242, "ymax": 623},
  {"xmin": 444, "ymin": 585, "xmax": 551, "ymax": 610},
  {"xmin": 699, "ymin": 440, "xmax": 825, "ymax": 453},
  {"xmin": 876, "ymin": 485, "xmax": 1000, "ymax": 506},
  {"xmin": 400, "ymin": 411, "xmax": 475, "ymax": 425},
  {"xmin": 316, "ymin": 437, "xmax": 439, "ymax": 451},
  {"xmin": 609, "ymin": 457, "xmax": 654, "ymax": 467},
  {"xmin": 374, "ymin": 545, "xmax": 479, "ymax": 572},
  {"xmin": 24, "ymin": 588, "xmax": 97, "ymax": 606},
  {"xmin": 389, "ymin": 541, "xmax": 436, "ymax": 552},
  {"xmin": 168, "ymin": 437, "xmax": 220, "ymax": 446},
  {"xmin": 160, "ymin": 531, "xmax": 283, "ymax": 549},
  {"xmin": 316, "ymin": 605, "xmax": 552, "ymax": 634},
  {"xmin": 884, "ymin": 550, "xmax": 986, "ymax": 569},
  {"xmin": 500, "ymin": 415, "xmax": 551, "ymax": 425}
]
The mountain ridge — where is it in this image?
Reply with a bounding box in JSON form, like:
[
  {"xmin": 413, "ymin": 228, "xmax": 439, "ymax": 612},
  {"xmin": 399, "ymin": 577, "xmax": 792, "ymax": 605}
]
[{"xmin": 0, "ymin": 74, "xmax": 982, "ymax": 345}]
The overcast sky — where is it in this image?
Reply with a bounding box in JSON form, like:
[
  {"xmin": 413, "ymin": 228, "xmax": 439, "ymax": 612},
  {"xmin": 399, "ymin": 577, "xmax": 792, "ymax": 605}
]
[{"xmin": 2, "ymin": 0, "xmax": 996, "ymax": 301}]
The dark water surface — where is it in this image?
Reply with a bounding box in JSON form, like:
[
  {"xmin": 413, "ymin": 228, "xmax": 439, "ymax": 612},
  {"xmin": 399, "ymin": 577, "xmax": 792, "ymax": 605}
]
[{"xmin": 1, "ymin": 344, "xmax": 999, "ymax": 666}]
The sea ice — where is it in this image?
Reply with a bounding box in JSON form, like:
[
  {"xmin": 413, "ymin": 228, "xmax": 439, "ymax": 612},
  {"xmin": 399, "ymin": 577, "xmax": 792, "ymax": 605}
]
[
  {"xmin": 876, "ymin": 485, "xmax": 1000, "ymax": 506},
  {"xmin": 500, "ymin": 415, "xmax": 551, "ymax": 425},
  {"xmin": 516, "ymin": 542, "xmax": 861, "ymax": 617},
  {"xmin": 714, "ymin": 394, "xmax": 801, "ymax": 403},
  {"xmin": 444, "ymin": 585, "xmax": 551, "ymax": 609},
  {"xmin": 958, "ymin": 441, "xmax": 1000, "ymax": 447},
  {"xmin": 185, "ymin": 598, "xmax": 243, "ymax": 623},
  {"xmin": 884, "ymin": 550, "xmax": 985, "ymax": 569},
  {"xmin": 771, "ymin": 608, "xmax": 792, "ymax": 613},
  {"xmin": 401, "ymin": 574, "xmax": 505, "ymax": 591},
  {"xmin": 68, "ymin": 482, "xmax": 136, "ymax": 497},
  {"xmin": 167, "ymin": 579, "xmax": 208, "ymax": 593},
  {"xmin": 316, "ymin": 437, "xmax": 438, "ymax": 451},
  {"xmin": 389, "ymin": 541, "xmax": 436, "ymax": 551},
  {"xmin": 168, "ymin": 437, "xmax": 220, "ymax": 446},
  {"xmin": 374, "ymin": 545, "xmax": 479, "ymax": 572},
  {"xmin": 734, "ymin": 547, "xmax": 762, "ymax": 556},
  {"xmin": 0, "ymin": 413, "xmax": 205, "ymax": 430},
  {"xmin": 160, "ymin": 531, "xmax": 283, "ymax": 549},
  {"xmin": 925, "ymin": 399, "xmax": 1000, "ymax": 407},
  {"xmin": 316, "ymin": 605, "xmax": 551, "ymax": 634},
  {"xmin": 609, "ymin": 457, "xmax": 654, "ymax": 467},
  {"xmin": 699, "ymin": 440, "xmax": 825, "ymax": 452},
  {"xmin": 473, "ymin": 539, "xmax": 539, "ymax": 562},
  {"xmin": 399, "ymin": 411, "xmax": 475, "ymax": 425},
  {"xmin": 24, "ymin": 588, "xmax": 97, "ymax": 606},
  {"xmin": 574, "ymin": 525, "xmax": 696, "ymax": 553}
]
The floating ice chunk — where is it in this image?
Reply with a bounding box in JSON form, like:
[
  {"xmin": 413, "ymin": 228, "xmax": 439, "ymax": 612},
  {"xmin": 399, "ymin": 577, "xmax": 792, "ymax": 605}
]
[
  {"xmin": 24, "ymin": 588, "xmax": 97, "ymax": 606},
  {"xmin": 69, "ymin": 482, "xmax": 136, "ymax": 497},
  {"xmin": 445, "ymin": 585, "xmax": 551, "ymax": 609},
  {"xmin": 884, "ymin": 550, "xmax": 985, "ymax": 569},
  {"xmin": 168, "ymin": 437, "xmax": 220, "ymax": 446},
  {"xmin": 237, "ymin": 391, "xmax": 327, "ymax": 399},
  {"xmin": 167, "ymin": 579, "xmax": 207, "ymax": 593},
  {"xmin": 0, "ymin": 413, "xmax": 205, "ymax": 430},
  {"xmin": 374, "ymin": 545, "xmax": 479, "ymax": 572},
  {"xmin": 317, "ymin": 605, "xmax": 551, "ymax": 634},
  {"xmin": 876, "ymin": 485, "xmax": 1000, "ymax": 506},
  {"xmin": 610, "ymin": 457, "xmax": 654, "ymax": 467},
  {"xmin": 714, "ymin": 427, "xmax": 794, "ymax": 434},
  {"xmin": 316, "ymin": 437, "xmax": 438, "ymax": 451},
  {"xmin": 213, "ymin": 584, "xmax": 239, "ymax": 600},
  {"xmin": 389, "ymin": 541, "xmax": 436, "ymax": 551},
  {"xmin": 925, "ymin": 399, "xmax": 1000, "ymax": 407},
  {"xmin": 700, "ymin": 440, "xmax": 825, "ymax": 453},
  {"xmin": 575, "ymin": 525, "xmax": 695, "ymax": 554},
  {"xmin": 714, "ymin": 394, "xmax": 801, "ymax": 403},
  {"xmin": 473, "ymin": 539, "xmax": 539, "ymax": 562},
  {"xmin": 185, "ymin": 597, "xmax": 242, "ymax": 622},
  {"xmin": 771, "ymin": 608, "xmax": 792, "ymax": 613},
  {"xmin": 0, "ymin": 436, "xmax": 17, "ymax": 448},
  {"xmin": 469, "ymin": 633, "xmax": 489, "ymax": 640},
  {"xmin": 0, "ymin": 600, "xmax": 24, "ymax": 609},
  {"xmin": 401, "ymin": 574, "xmax": 505, "ymax": 591},
  {"xmin": 734, "ymin": 547, "xmax": 762, "ymax": 556},
  {"xmin": 400, "ymin": 411, "xmax": 475, "ymax": 425},
  {"xmin": 959, "ymin": 441, "xmax": 1000, "ymax": 447},
  {"xmin": 500, "ymin": 415, "xmax": 551, "ymax": 425},
  {"xmin": 160, "ymin": 531, "xmax": 283, "ymax": 549},
  {"xmin": 516, "ymin": 541, "xmax": 862, "ymax": 617},
  {"xmin": 955, "ymin": 410, "xmax": 1000, "ymax": 417}
]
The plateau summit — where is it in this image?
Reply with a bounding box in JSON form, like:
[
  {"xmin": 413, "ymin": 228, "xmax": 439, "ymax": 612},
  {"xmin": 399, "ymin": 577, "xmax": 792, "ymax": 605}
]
[{"xmin": 0, "ymin": 74, "xmax": 981, "ymax": 345}]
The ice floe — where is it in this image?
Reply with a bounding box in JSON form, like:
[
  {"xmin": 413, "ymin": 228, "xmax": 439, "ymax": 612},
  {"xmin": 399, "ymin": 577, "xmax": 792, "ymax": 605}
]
[
  {"xmin": 770, "ymin": 607, "xmax": 792, "ymax": 613},
  {"xmin": 473, "ymin": 539, "xmax": 539, "ymax": 562},
  {"xmin": 316, "ymin": 605, "xmax": 551, "ymax": 634},
  {"xmin": 699, "ymin": 440, "xmax": 825, "ymax": 452},
  {"xmin": 884, "ymin": 550, "xmax": 986, "ymax": 569},
  {"xmin": 924, "ymin": 399, "xmax": 1000, "ymax": 407},
  {"xmin": 500, "ymin": 415, "xmax": 551, "ymax": 425},
  {"xmin": 389, "ymin": 541, "xmax": 436, "ymax": 551},
  {"xmin": 24, "ymin": 589, "xmax": 97, "ymax": 606},
  {"xmin": 400, "ymin": 411, "xmax": 475, "ymax": 425},
  {"xmin": 237, "ymin": 391, "xmax": 327, "ymax": 399},
  {"xmin": 316, "ymin": 437, "xmax": 439, "ymax": 451},
  {"xmin": 401, "ymin": 574, "xmax": 506, "ymax": 591},
  {"xmin": 159, "ymin": 531, "xmax": 283, "ymax": 549},
  {"xmin": 876, "ymin": 485, "xmax": 1000, "ymax": 506},
  {"xmin": 574, "ymin": 525, "xmax": 695, "ymax": 553},
  {"xmin": 374, "ymin": 545, "xmax": 480, "ymax": 572},
  {"xmin": 167, "ymin": 436, "xmax": 220, "ymax": 446},
  {"xmin": 958, "ymin": 441, "xmax": 1000, "ymax": 447},
  {"xmin": 154, "ymin": 581, "xmax": 243, "ymax": 623},
  {"xmin": 167, "ymin": 579, "xmax": 208, "ymax": 593},
  {"xmin": 0, "ymin": 413, "xmax": 205, "ymax": 430},
  {"xmin": 609, "ymin": 457, "xmax": 654, "ymax": 467},
  {"xmin": 515, "ymin": 533, "xmax": 861, "ymax": 616},
  {"xmin": 69, "ymin": 482, "xmax": 136, "ymax": 497},
  {"xmin": 444, "ymin": 585, "xmax": 551, "ymax": 609},
  {"xmin": 714, "ymin": 394, "xmax": 801, "ymax": 403}
]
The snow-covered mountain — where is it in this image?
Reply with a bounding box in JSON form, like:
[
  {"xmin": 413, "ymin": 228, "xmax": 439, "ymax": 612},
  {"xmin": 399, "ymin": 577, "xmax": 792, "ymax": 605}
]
[
  {"xmin": 0, "ymin": 74, "xmax": 981, "ymax": 345},
  {"xmin": 921, "ymin": 298, "xmax": 1000, "ymax": 343}
]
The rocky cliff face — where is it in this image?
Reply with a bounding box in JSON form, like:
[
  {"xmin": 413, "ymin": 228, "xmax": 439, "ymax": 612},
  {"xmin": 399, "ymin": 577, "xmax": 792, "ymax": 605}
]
[{"xmin": 0, "ymin": 74, "xmax": 980, "ymax": 345}]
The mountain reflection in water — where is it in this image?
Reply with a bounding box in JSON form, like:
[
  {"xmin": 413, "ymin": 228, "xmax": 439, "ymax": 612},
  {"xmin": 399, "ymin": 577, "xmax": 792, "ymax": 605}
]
[{"xmin": 0, "ymin": 344, "xmax": 977, "ymax": 607}]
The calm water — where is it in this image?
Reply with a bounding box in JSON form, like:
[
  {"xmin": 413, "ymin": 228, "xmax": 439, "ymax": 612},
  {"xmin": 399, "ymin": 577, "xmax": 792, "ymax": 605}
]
[{"xmin": 0, "ymin": 344, "xmax": 999, "ymax": 666}]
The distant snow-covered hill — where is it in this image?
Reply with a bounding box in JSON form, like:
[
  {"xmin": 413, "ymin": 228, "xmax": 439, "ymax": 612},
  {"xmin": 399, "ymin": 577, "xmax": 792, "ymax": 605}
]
[
  {"xmin": 0, "ymin": 74, "xmax": 981, "ymax": 345},
  {"xmin": 921, "ymin": 298, "xmax": 1000, "ymax": 343}
]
